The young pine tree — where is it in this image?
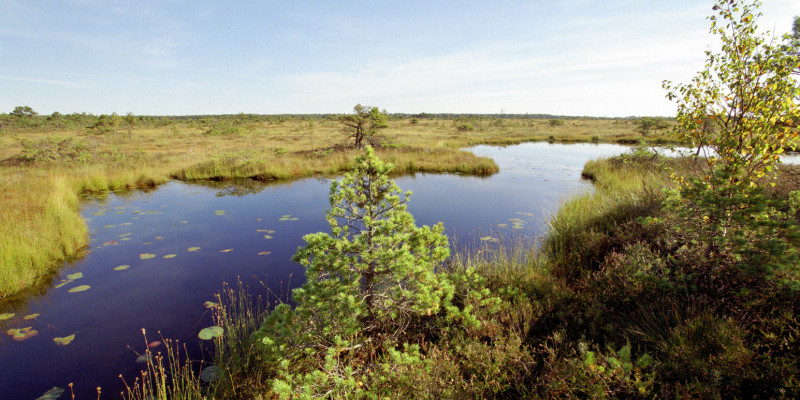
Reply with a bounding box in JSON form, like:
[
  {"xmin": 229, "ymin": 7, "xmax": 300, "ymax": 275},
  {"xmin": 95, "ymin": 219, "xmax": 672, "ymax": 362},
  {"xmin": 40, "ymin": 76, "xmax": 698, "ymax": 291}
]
[{"xmin": 291, "ymin": 146, "xmax": 453, "ymax": 340}]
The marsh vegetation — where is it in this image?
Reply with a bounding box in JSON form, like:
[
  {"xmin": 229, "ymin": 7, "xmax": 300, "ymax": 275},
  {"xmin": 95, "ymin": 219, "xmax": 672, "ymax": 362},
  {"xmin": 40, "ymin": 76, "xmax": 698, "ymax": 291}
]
[{"xmin": 0, "ymin": 111, "xmax": 663, "ymax": 299}]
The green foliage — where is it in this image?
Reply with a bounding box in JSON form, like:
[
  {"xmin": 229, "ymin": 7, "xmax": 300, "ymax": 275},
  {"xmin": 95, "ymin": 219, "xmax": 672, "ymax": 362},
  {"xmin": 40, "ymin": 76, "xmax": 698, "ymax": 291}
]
[
  {"xmin": 548, "ymin": 118, "xmax": 564, "ymax": 127},
  {"xmin": 203, "ymin": 118, "xmax": 244, "ymax": 136},
  {"xmin": 18, "ymin": 136, "xmax": 94, "ymax": 163},
  {"xmin": 86, "ymin": 113, "xmax": 122, "ymax": 135},
  {"xmin": 663, "ymin": 0, "xmax": 800, "ymax": 279},
  {"xmin": 291, "ymin": 146, "xmax": 453, "ymax": 339},
  {"xmin": 635, "ymin": 117, "xmax": 668, "ymax": 136},
  {"xmin": 338, "ymin": 104, "xmax": 388, "ymax": 148},
  {"xmin": 542, "ymin": 341, "xmax": 655, "ymax": 398},
  {"xmin": 11, "ymin": 106, "xmax": 37, "ymax": 118},
  {"xmin": 456, "ymin": 122, "xmax": 475, "ymax": 132},
  {"xmin": 663, "ymin": 0, "xmax": 800, "ymax": 189}
]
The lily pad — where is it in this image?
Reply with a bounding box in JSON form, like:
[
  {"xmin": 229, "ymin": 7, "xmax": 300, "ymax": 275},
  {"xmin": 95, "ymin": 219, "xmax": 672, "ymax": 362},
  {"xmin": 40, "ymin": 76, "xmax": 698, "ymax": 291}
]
[
  {"xmin": 180, "ymin": 220, "xmax": 188, "ymax": 224},
  {"xmin": 258, "ymin": 251, "xmax": 271, "ymax": 256},
  {"xmin": 199, "ymin": 365, "xmax": 221, "ymax": 382},
  {"xmin": 119, "ymin": 233, "xmax": 131, "ymax": 237},
  {"xmin": 187, "ymin": 247, "xmax": 201, "ymax": 252},
  {"xmin": 198, "ymin": 326, "xmax": 224, "ymax": 340},
  {"xmin": 53, "ymin": 334, "xmax": 76, "ymax": 346},
  {"xmin": 516, "ymin": 212, "xmax": 535, "ymax": 217},
  {"xmin": 219, "ymin": 249, "xmax": 233, "ymax": 253},
  {"xmin": 114, "ymin": 265, "xmax": 130, "ymax": 271},
  {"xmin": 9, "ymin": 327, "xmax": 38, "ymax": 341},
  {"xmin": 103, "ymin": 240, "xmax": 118, "ymax": 246},
  {"xmin": 140, "ymin": 253, "xmax": 156, "ymax": 259},
  {"xmin": 155, "ymin": 236, "xmax": 165, "ymax": 241},
  {"xmin": 120, "ymin": 237, "xmax": 131, "ymax": 241},
  {"xmin": 257, "ymin": 229, "xmax": 275, "ymax": 233},
  {"xmin": 0, "ymin": 313, "xmax": 14, "ymax": 321},
  {"xmin": 163, "ymin": 254, "xmax": 177, "ymax": 259},
  {"xmin": 54, "ymin": 280, "xmax": 73, "ymax": 289},
  {"xmin": 136, "ymin": 354, "xmax": 152, "ymax": 364},
  {"xmin": 203, "ymin": 301, "xmax": 219, "ymax": 309},
  {"xmin": 66, "ymin": 272, "xmax": 83, "ymax": 280},
  {"xmin": 36, "ymin": 387, "xmax": 65, "ymax": 400},
  {"xmin": 214, "ymin": 210, "xmax": 226, "ymax": 215},
  {"xmin": 480, "ymin": 236, "xmax": 499, "ymax": 243},
  {"xmin": 264, "ymin": 235, "xmax": 273, "ymax": 239},
  {"xmin": 103, "ymin": 224, "xmax": 116, "ymax": 229},
  {"xmin": 279, "ymin": 214, "xmax": 299, "ymax": 221},
  {"xmin": 120, "ymin": 222, "xmax": 133, "ymax": 226},
  {"xmin": 68, "ymin": 285, "xmax": 91, "ymax": 293},
  {"xmin": 23, "ymin": 313, "xmax": 40, "ymax": 320}
]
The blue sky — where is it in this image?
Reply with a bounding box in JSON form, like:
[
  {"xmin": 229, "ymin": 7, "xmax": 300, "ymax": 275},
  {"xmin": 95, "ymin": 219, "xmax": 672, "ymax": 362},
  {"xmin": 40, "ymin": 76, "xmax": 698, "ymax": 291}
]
[{"xmin": 1, "ymin": 0, "xmax": 797, "ymax": 116}]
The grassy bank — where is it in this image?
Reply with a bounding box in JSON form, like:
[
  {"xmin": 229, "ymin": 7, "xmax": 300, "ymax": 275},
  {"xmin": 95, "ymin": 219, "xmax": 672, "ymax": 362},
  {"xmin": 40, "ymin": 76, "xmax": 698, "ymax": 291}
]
[
  {"xmin": 0, "ymin": 116, "xmax": 667, "ymax": 299},
  {"xmin": 146, "ymin": 150, "xmax": 799, "ymax": 398}
]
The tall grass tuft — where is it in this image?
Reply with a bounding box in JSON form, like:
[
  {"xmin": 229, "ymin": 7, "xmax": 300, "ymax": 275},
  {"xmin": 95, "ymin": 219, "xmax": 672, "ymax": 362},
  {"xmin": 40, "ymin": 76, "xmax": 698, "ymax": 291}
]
[
  {"xmin": 120, "ymin": 280, "xmax": 269, "ymax": 399},
  {"xmin": 544, "ymin": 157, "xmax": 671, "ymax": 282}
]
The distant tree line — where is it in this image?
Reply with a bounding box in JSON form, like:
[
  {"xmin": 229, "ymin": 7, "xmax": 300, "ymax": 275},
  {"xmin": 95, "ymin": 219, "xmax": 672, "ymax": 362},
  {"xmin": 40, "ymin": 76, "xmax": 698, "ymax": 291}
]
[{"xmin": 0, "ymin": 105, "xmax": 675, "ymax": 135}]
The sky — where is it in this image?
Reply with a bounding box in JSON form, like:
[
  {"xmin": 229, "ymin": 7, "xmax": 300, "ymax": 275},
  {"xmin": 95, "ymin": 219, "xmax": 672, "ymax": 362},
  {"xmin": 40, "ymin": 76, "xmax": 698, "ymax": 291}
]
[{"xmin": 1, "ymin": 0, "xmax": 798, "ymax": 117}]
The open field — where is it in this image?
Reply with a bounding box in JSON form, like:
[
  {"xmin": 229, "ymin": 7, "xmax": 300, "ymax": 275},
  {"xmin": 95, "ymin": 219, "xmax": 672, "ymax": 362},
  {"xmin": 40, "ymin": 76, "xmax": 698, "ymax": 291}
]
[{"xmin": 0, "ymin": 115, "xmax": 674, "ymax": 299}]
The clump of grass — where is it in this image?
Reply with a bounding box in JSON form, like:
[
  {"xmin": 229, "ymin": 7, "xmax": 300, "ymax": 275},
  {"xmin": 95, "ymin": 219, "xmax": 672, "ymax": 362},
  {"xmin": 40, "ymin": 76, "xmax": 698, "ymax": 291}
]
[
  {"xmin": 121, "ymin": 280, "xmax": 270, "ymax": 399},
  {"xmin": 120, "ymin": 330, "xmax": 205, "ymax": 400}
]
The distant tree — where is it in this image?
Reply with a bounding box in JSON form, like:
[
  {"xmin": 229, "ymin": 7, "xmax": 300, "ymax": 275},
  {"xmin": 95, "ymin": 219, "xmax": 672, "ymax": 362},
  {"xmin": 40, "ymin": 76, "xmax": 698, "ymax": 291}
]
[
  {"xmin": 46, "ymin": 111, "xmax": 64, "ymax": 129},
  {"xmin": 109, "ymin": 112, "xmax": 121, "ymax": 135},
  {"xmin": 124, "ymin": 112, "xmax": 135, "ymax": 137},
  {"xmin": 548, "ymin": 118, "xmax": 564, "ymax": 127},
  {"xmin": 11, "ymin": 106, "xmax": 37, "ymax": 118},
  {"xmin": 636, "ymin": 117, "xmax": 669, "ymax": 136},
  {"xmin": 338, "ymin": 104, "xmax": 388, "ymax": 149},
  {"xmin": 791, "ymin": 16, "xmax": 800, "ymax": 56}
]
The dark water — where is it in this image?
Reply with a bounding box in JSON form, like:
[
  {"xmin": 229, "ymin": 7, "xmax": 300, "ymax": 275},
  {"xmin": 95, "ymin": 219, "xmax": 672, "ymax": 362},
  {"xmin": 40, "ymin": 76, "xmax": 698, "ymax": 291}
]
[{"xmin": 0, "ymin": 143, "xmax": 630, "ymax": 399}]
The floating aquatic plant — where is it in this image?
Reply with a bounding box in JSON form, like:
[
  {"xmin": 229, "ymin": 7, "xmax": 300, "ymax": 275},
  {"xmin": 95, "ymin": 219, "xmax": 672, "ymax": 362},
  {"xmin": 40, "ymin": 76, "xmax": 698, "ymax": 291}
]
[
  {"xmin": 140, "ymin": 253, "xmax": 156, "ymax": 259},
  {"xmin": 480, "ymin": 236, "xmax": 499, "ymax": 243},
  {"xmin": 103, "ymin": 240, "xmax": 118, "ymax": 246},
  {"xmin": 35, "ymin": 387, "xmax": 64, "ymax": 400},
  {"xmin": 187, "ymin": 247, "xmax": 201, "ymax": 252},
  {"xmin": 54, "ymin": 280, "xmax": 72, "ymax": 289},
  {"xmin": 214, "ymin": 210, "xmax": 226, "ymax": 215},
  {"xmin": 279, "ymin": 214, "xmax": 299, "ymax": 221},
  {"xmin": 163, "ymin": 254, "xmax": 177, "ymax": 259},
  {"xmin": 198, "ymin": 326, "xmax": 223, "ymax": 340},
  {"xmin": 23, "ymin": 313, "xmax": 40, "ymax": 320},
  {"xmin": 200, "ymin": 365, "xmax": 221, "ymax": 382},
  {"xmin": 66, "ymin": 272, "xmax": 83, "ymax": 280},
  {"xmin": 7, "ymin": 327, "xmax": 38, "ymax": 341},
  {"xmin": 258, "ymin": 251, "xmax": 271, "ymax": 256},
  {"xmin": 264, "ymin": 235, "xmax": 273, "ymax": 239},
  {"xmin": 114, "ymin": 265, "xmax": 130, "ymax": 271},
  {"xmin": 203, "ymin": 301, "xmax": 219, "ymax": 309},
  {"xmin": 68, "ymin": 285, "xmax": 91, "ymax": 293},
  {"xmin": 219, "ymin": 249, "xmax": 233, "ymax": 253},
  {"xmin": 0, "ymin": 313, "xmax": 14, "ymax": 321},
  {"xmin": 53, "ymin": 334, "xmax": 75, "ymax": 346}
]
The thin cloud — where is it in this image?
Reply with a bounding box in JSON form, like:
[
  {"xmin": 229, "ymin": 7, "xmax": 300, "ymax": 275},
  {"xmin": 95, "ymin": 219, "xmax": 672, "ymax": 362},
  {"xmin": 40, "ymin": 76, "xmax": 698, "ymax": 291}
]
[{"xmin": 0, "ymin": 75, "xmax": 89, "ymax": 88}]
